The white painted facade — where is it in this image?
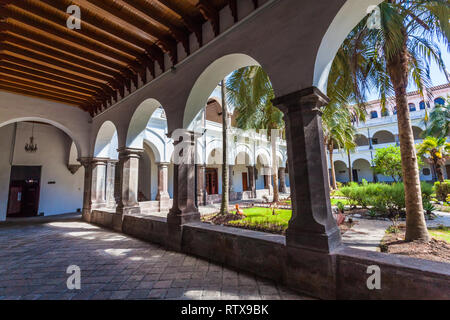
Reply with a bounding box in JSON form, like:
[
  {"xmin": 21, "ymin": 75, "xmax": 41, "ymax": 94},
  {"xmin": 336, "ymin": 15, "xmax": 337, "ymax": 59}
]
[{"xmin": 329, "ymin": 84, "xmax": 449, "ymax": 183}]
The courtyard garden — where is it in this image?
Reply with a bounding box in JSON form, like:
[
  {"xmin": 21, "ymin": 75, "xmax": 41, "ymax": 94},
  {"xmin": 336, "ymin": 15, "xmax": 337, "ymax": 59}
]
[{"xmin": 202, "ymin": 179, "xmax": 450, "ymax": 263}]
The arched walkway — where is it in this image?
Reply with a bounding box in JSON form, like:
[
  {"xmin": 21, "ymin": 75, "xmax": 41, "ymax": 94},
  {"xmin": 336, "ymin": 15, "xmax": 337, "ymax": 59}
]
[{"xmin": 352, "ymin": 158, "xmax": 374, "ymax": 182}]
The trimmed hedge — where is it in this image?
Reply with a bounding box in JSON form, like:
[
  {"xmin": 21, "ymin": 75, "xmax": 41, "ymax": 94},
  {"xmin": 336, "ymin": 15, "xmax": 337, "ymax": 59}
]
[{"xmin": 340, "ymin": 181, "xmax": 433, "ymax": 216}]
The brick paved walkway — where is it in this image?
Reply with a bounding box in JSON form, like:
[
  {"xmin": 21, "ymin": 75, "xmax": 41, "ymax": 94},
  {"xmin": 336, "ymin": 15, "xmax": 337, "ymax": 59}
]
[{"xmin": 0, "ymin": 218, "xmax": 310, "ymax": 300}]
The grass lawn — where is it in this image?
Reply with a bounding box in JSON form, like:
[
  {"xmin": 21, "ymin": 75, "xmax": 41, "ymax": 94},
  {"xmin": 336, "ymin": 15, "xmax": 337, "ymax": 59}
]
[
  {"xmin": 429, "ymin": 226, "xmax": 450, "ymax": 243},
  {"xmin": 230, "ymin": 207, "xmax": 292, "ymax": 230},
  {"xmin": 330, "ymin": 198, "xmax": 351, "ymax": 206}
]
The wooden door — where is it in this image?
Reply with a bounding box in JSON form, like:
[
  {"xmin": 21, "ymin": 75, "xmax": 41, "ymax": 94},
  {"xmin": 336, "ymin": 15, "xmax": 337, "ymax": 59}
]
[
  {"xmin": 206, "ymin": 168, "xmax": 218, "ymax": 195},
  {"xmin": 242, "ymin": 172, "xmax": 249, "ymax": 191}
]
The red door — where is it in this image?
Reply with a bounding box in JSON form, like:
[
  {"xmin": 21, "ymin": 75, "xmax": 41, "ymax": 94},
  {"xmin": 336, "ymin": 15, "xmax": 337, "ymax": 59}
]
[
  {"xmin": 206, "ymin": 168, "xmax": 218, "ymax": 195},
  {"xmin": 242, "ymin": 172, "xmax": 249, "ymax": 191},
  {"xmin": 7, "ymin": 183, "xmax": 23, "ymax": 216}
]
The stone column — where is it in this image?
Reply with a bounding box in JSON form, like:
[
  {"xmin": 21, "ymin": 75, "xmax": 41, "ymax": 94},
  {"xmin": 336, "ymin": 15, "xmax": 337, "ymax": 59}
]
[
  {"xmin": 247, "ymin": 166, "xmax": 256, "ymax": 198},
  {"xmin": 106, "ymin": 160, "xmax": 118, "ymax": 208},
  {"xmin": 273, "ymin": 87, "xmax": 341, "ymax": 299},
  {"xmin": 167, "ymin": 131, "xmax": 200, "ymax": 251},
  {"xmin": 394, "ymin": 134, "xmax": 400, "ymax": 146},
  {"xmin": 279, "ymin": 167, "xmax": 287, "ymax": 193},
  {"xmin": 229, "ymin": 165, "xmax": 234, "ymax": 200},
  {"xmin": 197, "ymin": 164, "xmax": 206, "ymax": 206},
  {"xmin": 91, "ymin": 158, "xmax": 108, "ymax": 209},
  {"xmin": 79, "ymin": 158, "xmax": 93, "ymax": 222},
  {"xmin": 156, "ymin": 162, "xmax": 171, "ymax": 211},
  {"xmin": 264, "ymin": 167, "xmax": 273, "ymax": 195},
  {"xmin": 115, "ymin": 147, "xmax": 143, "ymax": 220}
]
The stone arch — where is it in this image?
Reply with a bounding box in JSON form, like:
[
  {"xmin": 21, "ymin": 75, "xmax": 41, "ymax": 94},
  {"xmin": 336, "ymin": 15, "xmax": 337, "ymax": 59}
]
[
  {"xmin": 184, "ymin": 53, "xmax": 260, "ymax": 129},
  {"xmin": 352, "ymin": 158, "xmax": 373, "ymax": 182},
  {"xmin": 355, "ymin": 134, "xmax": 369, "ymax": 147},
  {"xmin": 143, "ymin": 130, "xmax": 165, "ymax": 163},
  {"xmin": 234, "ymin": 144, "xmax": 254, "ymax": 166},
  {"xmin": 126, "ymin": 98, "xmax": 166, "ymax": 149},
  {"xmin": 372, "ymin": 130, "xmax": 395, "ymax": 144},
  {"xmin": 0, "ymin": 117, "xmax": 83, "ymax": 159},
  {"xmin": 255, "ymin": 148, "xmax": 272, "ymax": 167},
  {"xmin": 314, "ymin": 0, "xmax": 384, "ymax": 92},
  {"xmin": 94, "ymin": 121, "xmax": 118, "ymax": 159},
  {"xmin": 207, "ymin": 147, "xmax": 223, "ymax": 166}
]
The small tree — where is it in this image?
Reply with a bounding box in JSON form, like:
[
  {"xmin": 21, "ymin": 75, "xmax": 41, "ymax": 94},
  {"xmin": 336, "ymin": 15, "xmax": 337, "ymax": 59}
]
[
  {"xmin": 373, "ymin": 146, "xmax": 404, "ymax": 182},
  {"xmin": 417, "ymin": 136, "xmax": 450, "ymax": 182}
]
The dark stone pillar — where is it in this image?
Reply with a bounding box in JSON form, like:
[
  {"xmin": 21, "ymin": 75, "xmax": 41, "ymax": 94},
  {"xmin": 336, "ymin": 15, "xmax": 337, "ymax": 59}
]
[
  {"xmin": 167, "ymin": 131, "xmax": 200, "ymax": 251},
  {"xmin": 247, "ymin": 166, "xmax": 256, "ymax": 198},
  {"xmin": 91, "ymin": 158, "xmax": 108, "ymax": 209},
  {"xmin": 229, "ymin": 165, "xmax": 234, "ymax": 200},
  {"xmin": 106, "ymin": 160, "xmax": 118, "ymax": 208},
  {"xmin": 197, "ymin": 164, "xmax": 206, "ymax": 206},
  {"xmin": 115, "ymin": 148, "xmax": 143, "ymax": 230},
  {"xmin": 273, "ymin": 87, "xmax": 342, "ymax": 299},
  {"xmin": 156, "ymin": 162, "xmax": 171, "ymax": 211},
  {"xmin": 264, "ymin": 167, "xmax": 273, "ymax": 195},
  {"xmin": 79, "ymin": 158, "xmax": 93, "ymax": 222},
  {"xmin": 279, "ymin": 167, "xmax": 287, "ymax": 193}
]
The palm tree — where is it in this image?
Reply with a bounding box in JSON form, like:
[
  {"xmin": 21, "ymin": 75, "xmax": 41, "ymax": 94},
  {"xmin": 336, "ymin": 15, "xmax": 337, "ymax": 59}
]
[
  {"xmin": 423, "ymin": 97, "xmax": 450, "ymax": 138},
  {"xmin": 219, "ymin": 79, "xmax": 229, "ymax": 215},
  {"xmin": 328, "ymin": 0, "xmax": 449, "ymax": 241},
  {"xmin": 226, "ymin": 66, "xmax": 284, "ymax": 203},
  {"xmin": 417, "ymin": 136, "xmax": 450, "ymax": 182},
  {"xmin": 322, "ymin": 105, "xmax": 357, "ymax": 189}
]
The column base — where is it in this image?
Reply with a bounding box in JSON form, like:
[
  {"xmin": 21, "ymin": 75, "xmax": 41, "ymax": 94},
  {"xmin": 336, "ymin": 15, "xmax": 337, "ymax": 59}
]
[
  {"xmin": 157, "ymin": 193, "xmax": 171, "ymax": 211},
  {"xmin": 82, "ymin": 208, "xmax": 92, "ymax": 223},
  {"xmin": 166, "ymin": 209, "xmax": 200, "ymax": 252},
  {"xmin": 91, "ymin": 201, "xmax": 107, "ymax": 210},
  {"xmin": 286, "ymin": 225, "xmax": 342, "ymax": 253},
  {"xmin": 285, "ymin": 246, "xmax": 338, "ymax": 300},
  {"xmin": 112, "ymin": 213, "xmax": 124, "ymax": 232}
]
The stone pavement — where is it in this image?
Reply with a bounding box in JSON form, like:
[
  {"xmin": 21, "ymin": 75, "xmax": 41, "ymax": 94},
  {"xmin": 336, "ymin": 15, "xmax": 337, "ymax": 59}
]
[
  {"xmin": 341, "ymin": 218, "xmax": 391, "ymax": 252},
  {"xmin": 0, "ymin": 218, "xmax": 310, "ymax": 300}
]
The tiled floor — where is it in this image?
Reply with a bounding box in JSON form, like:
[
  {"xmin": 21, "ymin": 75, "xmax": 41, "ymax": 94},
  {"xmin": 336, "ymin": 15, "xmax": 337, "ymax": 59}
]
[{"xmin": 0, "ymin": 218, "xmax": 310, "ymax": 300}]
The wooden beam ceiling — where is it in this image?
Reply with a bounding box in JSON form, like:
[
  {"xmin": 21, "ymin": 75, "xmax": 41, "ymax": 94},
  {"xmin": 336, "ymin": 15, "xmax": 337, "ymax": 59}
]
[{"xmin": 0, "ymin": 0, "xmax": 249, "ymax": 115}]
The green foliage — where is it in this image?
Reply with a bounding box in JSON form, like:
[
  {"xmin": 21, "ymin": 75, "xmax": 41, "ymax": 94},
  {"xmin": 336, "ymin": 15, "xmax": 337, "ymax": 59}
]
[
  {"xmin": 373, "ymin": 146, "xmax": 403, "ymax": 181},
  {"xmin": 434, "ymin": 180, "xmax": 450, "ymax": 201},
  {"xmin": 340, "ymin": 182, "xmax": 434, "ymax": 216},
  {"xmin": 336, "ymin": 201, "xmax": 345, "ymax": 213},
  {"xmin": 423, "ymin": 201, "xmax": 436, "ymax": 215},
  {"xmin": 423, "ymin": 97, "xmax": 450, "ymax": 139}
]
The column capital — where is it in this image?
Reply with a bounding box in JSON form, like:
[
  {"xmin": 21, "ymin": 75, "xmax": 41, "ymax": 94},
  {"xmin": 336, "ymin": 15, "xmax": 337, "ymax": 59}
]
[
  {"xmin": 272, "ymin": 87, "xmax": 329, "ymax": 115},
  {"xmin": 77, "ymin": 157, "xmax": 93, "ymax": 168},
  {"xmin": 117, "ymin": 147, "xmax": 144, "ymax": 158},
  {"xmin": 156, "ymin": 162, "xmax": 171, "ymax": 167},
  {"xmin": 91, "ymin": 157, "xmax": 110, "ymax": 165}
]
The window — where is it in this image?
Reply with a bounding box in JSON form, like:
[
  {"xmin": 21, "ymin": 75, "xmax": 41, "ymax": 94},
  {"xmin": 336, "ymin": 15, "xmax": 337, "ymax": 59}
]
[
  {"xmin": 435, "ymin": 97, "xmax": 445, "ymax": 107},
  {"xmin": 372, "ymin": 138, "xmax": 378, "ymax": 145},
  {"xmin": 393, "ymin": 107, "xmax": 397, "ymax": 115},
  {"xmin": 381, "ymin": 110, "xmax": 389, "ymax": 117},
  {"xmin": 409, "ymin": 103, "xmax": 416, "ymax": 112},
  {"xmin": 419, "ymin": 101, "xmax": 426, "ymax": 110},
  {"xmin": 422, "ymin": 168, "xmax": 431, "ymax": 176},
  {"xmin": 370, "ymin": 111, "xmax": 378, "ymax": 119}
]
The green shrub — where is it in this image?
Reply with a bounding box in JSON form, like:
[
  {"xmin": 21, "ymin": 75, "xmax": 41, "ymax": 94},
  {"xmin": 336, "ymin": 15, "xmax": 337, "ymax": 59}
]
[
  {"xmin": 434, "ymin": 180, "xmax": 450, "ymax": 201},
  {"xmin": 420, "ymin": 182, "xmax": 434, "ymax": 202}
]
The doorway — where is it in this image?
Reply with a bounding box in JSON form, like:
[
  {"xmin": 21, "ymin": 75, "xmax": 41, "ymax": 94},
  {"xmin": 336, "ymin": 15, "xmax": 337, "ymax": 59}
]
[
  {"xmin": 352, "ymin": 169, "xmax": 359, "ymax": 183},
  {"xmin": 242, "ymin": 172, "xmax": 249, "ymax": 191},
  {"xmin": 205, "ymin": 168, "xmax": 218, "ymax": 195},
  {"xmin": 7, "ymin": 166, "xmax": 41, "ymax": 217}
]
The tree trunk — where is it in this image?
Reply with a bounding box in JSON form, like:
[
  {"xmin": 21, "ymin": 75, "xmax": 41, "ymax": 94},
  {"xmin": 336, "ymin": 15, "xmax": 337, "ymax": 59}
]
[
  {"xmin": 347, "ymin": 149, "xmax": 353, "ymax": 182},
  {"xmin": 435, "ymin": 161, "xmax": 444, "ymax": 182},
  {"xmin": 386, "ymin": 30, "xmax": 430, "ymax": 241},
  {"xmin": 328, "ymin": 142, "xmax": 337, "ymax": 189},
  {"xmin": 271, "ymin": 134, "xmax": 279, "ymax": 203},
  {"xmin": 219, "ymin": 80, "xmax": 229, "ymax": 215}
]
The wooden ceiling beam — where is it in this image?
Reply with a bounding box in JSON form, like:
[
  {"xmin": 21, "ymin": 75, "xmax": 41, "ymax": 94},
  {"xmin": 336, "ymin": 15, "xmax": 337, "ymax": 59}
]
[
  {"xmin": 0, "ymin": 73, "xmax": 92, "ymax": 101},
  {"xmin": 156, "ymin": 0, "xmax": 204, "ymax": 46},
  {"xmin": 1, "ymin": 42, "xmax": 117, "ymax": 83},
  {"xmin": 0, "ymin": 32, "xmax": 123, "ymax": 79},
  {"xmin": 0, "ymin": 6, "xmax": 135, "ymax": 64},
  {"xmin": 7, "ymin": 0, "xmax": 144, "ymax": 59},
  {"xmin": 38, "ymin": 0, "xmax": 161, "ymax": 78},
  {"xmin": 0, "ymin": 65, "xmax": 96, "ymax": 96},
  {"xmin": 84, "ymin": 0, "xmax": 178, "ymax": 65},
  {"xmin": 196, "ymin": 0, "xmax": 220, "ymax": 36},
  {"xmin": 121, "ymin": 0, "xmax": 191, "ymax": 55},
  {"xmin": 0, "ymin": 53, "xmax": 116, "ymax": 98},
  {"xmin": 0, "ymin": 21, "xmax": 127, "ymax": 71}
]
